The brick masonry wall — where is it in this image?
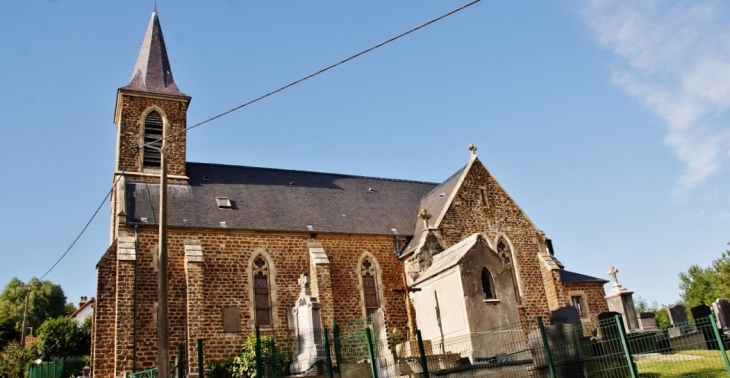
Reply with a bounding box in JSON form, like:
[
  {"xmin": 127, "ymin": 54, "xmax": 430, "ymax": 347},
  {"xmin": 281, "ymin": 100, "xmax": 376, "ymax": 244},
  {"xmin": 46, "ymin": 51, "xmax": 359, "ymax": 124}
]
[
  {"xmin": 563, "ymin": 282, "xmax": 609, "ymax": 321},
  {"xmin": 95, "ymin": 226, "xmax": 409, "ymax": 377},
  {"xmin": 92, "ymin": 245, "xmax": 117, "ymax": 378},
  {"xmin": 115, "ymin": 91, "xmax": 189, "ymax": 180},
  {"xmin": 437, "ymin": 158, "xmax": 554, "ymax": 322}
]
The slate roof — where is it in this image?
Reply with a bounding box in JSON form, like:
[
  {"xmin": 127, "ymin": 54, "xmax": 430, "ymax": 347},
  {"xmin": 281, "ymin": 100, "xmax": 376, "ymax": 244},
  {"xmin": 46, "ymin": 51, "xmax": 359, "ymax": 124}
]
[
  {"xmin": 401, "ymin": 162, "xmax": 468, "ymax": 256},
  {"xmin": 413, "ymin": 233, "xmax": 483, "ymax": 285},
  {"xmin": 561, "ymin": 270, "xmax": 608, "ymax": 284},
  {"xmin": 122, "ymin": 11, "xmax": 185, "ymax": 96},
  {"xmin": 126, "ymin": 162, "xmax": 437, "ymax": 235}
]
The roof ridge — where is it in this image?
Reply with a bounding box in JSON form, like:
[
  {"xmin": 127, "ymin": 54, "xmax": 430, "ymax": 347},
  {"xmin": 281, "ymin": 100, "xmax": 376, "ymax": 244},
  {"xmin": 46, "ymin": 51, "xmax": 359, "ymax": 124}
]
[{"xmin": 186, "ymin": 161, "xmax": 439, "ymax": 185}]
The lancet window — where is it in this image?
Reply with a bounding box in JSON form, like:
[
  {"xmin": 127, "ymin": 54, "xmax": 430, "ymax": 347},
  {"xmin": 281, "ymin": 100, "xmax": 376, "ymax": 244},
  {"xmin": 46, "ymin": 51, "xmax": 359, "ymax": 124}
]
[
  {"xmin": 361, "ymin": 257, "xmax": 380, "ymax": 315},
  {"xmin": 252, "ymin": 256, "xmax": 272, "ymax": 325},
  {"xmin": 143, "ymin": 111, "xmax": 163, "ymax": 168}
]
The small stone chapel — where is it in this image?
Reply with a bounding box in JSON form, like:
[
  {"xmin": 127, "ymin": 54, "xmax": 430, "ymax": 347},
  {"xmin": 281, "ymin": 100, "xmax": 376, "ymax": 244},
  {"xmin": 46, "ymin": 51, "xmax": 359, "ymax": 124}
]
[{"xmin": 91, "ymin": 11, "xmax": 609, "ymax": 378}]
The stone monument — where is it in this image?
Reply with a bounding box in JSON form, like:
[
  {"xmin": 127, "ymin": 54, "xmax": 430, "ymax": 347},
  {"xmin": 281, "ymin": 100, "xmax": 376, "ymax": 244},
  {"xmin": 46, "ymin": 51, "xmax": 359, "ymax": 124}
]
[
  {"xmin": 668, "ymin": 304, "xmax": 688, "ymax": 326},
  {"xmin": 713, "ymin": 298, "xmax": 730, "ymax": 331},
  {"xmin": 604, "ymin": 266, "xmax": 639, "ymax": 332},
  {"xmin": 290, "ymin": 274, "xmax": 324, "ymax": 375}
]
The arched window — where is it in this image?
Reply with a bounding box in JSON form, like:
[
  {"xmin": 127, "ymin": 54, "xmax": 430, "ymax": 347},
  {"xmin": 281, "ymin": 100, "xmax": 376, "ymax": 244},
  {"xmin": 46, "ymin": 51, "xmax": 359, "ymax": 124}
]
[
  {"xmin": 252, "ymin": 256, "xmax": 271, "ymax": 325},
  {"xmin": 361, "ymin": 257, "xmax": 380, "ymax": 315},
  {"xmin": 497, "ymin": 237, "xmax": 522, "ymax": 304},
  {"xmin": 481, "ymin": 268, "xmax": 495, "ymax": 299},
  {"xmin": 143, "ymin": 111, "xmax": 163, "ymax": 168}
]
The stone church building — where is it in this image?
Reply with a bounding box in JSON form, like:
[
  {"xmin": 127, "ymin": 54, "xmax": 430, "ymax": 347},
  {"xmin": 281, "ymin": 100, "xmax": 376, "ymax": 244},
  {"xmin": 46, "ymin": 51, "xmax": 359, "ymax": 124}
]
[{"xmin": 91, "ymin": 12, "xmax": 608, "ymax": 378}]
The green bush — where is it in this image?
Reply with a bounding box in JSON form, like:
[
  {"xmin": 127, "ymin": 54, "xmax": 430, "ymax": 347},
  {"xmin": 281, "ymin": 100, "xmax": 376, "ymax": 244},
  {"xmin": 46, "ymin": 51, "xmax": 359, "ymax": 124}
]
[{"xmin": 227, "ymin": 334, "xmax": 289, "ymax": 378}]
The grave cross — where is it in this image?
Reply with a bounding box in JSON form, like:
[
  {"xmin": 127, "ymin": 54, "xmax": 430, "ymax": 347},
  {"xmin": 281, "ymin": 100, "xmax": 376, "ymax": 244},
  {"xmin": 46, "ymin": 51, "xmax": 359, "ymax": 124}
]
[
  {"xmin": 393, "ymin": 273, "xmax": 421, "ymax": 341},
  {"xmin": 298, "ymin": 274, "xmax": 310, "ymax": 296},
  {"xmin": 608, "ymin": 266, "xmax": 620, "ymax": 287}
]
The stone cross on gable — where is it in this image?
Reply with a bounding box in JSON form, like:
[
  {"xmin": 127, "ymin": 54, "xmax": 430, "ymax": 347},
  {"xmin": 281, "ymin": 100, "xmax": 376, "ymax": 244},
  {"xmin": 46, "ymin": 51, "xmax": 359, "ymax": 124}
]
[
  {"xmin": 608, "ymin": 266, "xmax": 620, "ymax": 287},
  {"xmin": 298, "ymin": 274, "xmax": 310, "ymax": 296},
  {"xmin": 419, "ymin": 209, "xmax": 432, "ymax": 229},
  {"xmin": 469, "ymin": 143, "xmax": 477, "ymax": 156}
]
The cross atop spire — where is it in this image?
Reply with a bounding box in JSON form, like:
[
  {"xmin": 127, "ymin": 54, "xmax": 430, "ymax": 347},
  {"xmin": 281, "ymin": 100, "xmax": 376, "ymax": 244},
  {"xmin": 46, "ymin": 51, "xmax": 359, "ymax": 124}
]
[{"xmin": 123, "ymin": 11, "xmax": 185, "ymax": 96}]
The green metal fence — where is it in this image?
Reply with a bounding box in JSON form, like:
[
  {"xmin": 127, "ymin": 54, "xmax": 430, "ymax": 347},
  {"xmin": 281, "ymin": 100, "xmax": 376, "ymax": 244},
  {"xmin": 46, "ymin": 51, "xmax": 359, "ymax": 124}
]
[
  {"xmin": 125, "ymin": 314, "xmax": 730, "ymax": 378},
  {"xmin": 28, "ymin": 359, "xmax": 65, "ymax": 378}
]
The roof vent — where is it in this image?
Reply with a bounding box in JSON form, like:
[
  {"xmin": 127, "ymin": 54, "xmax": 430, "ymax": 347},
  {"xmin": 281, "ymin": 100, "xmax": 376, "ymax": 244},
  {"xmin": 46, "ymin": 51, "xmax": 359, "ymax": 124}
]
[
  {"xmin": 215, "ymin": 197, "xmax": 232, "ymax": 209},
  {"xmin": 220, "ymin": 221, "xmax": 228, "ymax": 228},
  {"xmin": 202, "ymin": 176, "xmax": 210, "ymax": 181},
  {"xmin": 440, "ymin": 192, "xmax": 445, "ymax": 197},
  {"xmin": 141, "ymin": 217, "xmax": 148, "ymax": 223},
  {"xmin": 289, "ymin": 182, "xmax": 296, "ymax": 187},
  {"xmin": 368, "ymin": 188, "xmax": 374, "ymax": 192}
]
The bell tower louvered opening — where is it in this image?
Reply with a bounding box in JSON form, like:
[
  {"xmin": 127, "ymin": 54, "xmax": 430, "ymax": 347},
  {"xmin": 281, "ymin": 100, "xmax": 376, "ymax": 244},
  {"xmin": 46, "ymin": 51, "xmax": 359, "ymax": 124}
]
[{"xmin": 143, "ymin": 111, "xmax": 163, "ymax": 168}]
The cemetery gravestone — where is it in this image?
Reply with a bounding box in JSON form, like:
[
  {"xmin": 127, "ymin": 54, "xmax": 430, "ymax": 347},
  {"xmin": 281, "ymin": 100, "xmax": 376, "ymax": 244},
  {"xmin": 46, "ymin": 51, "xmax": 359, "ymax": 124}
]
[
  {"xmin": 550, "ymin": 306, "xmax": 582, "ymax": 326},
  {"xmin": 691, "ymin": 304, "xmax": 712, "ymax": 322},
  {"xmin": 690, "ymin": 304, "xmax": 715, "ymax": 350},
  {"xmin": 713, "ymin": 298, "xmax": 730, "ymax": 331},
  {"xmin": 668, "ymin": 304, "xmax": 687, "ymax": 326}
]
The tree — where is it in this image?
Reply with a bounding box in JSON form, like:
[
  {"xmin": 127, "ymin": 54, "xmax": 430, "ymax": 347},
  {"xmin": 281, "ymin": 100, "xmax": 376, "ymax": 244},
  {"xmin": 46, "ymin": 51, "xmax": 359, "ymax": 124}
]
[
  {"xmin": 0, "ymin": 342, "xmax": 39, "ymax": 378},
  {"xmin": 679, "ymin": 245, "xmax": 730, "ymax": 308},
  {"xmin": 0, "ymin": 278, "xmax": 71, "ymax": 347},
  {"xmin": 37, "ymin": 317, "xmax": 90, "ymax": 360},
  {"xmin": 634, "ymin": 297, "xmax": 670, "ymax": 329}
]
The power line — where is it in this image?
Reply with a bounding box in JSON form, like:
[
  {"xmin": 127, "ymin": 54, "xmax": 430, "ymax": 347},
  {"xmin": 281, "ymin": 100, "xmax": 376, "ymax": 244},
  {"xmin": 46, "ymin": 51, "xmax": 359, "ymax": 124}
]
[
  {"xmin": 34, "ymin": 0, "xmax": 481, "ymax": 280},
  {"xmin": 38, "ymin": 149, "xmax": 140, "ymax": 280},
  {"xmin": 171, "ymin": 0, "xmax": 481, "ymax": 139}
]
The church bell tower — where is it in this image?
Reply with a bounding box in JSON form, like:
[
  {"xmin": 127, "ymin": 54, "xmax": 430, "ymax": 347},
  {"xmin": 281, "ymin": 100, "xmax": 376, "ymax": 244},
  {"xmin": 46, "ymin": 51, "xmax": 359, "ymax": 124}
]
[
  {"xmin": 110, "ymin": 11, "xmax": 191, "ymax": 240},
  {"xmin": 113, "ymin": 11, "xmax": 191, "ymax": 181}
]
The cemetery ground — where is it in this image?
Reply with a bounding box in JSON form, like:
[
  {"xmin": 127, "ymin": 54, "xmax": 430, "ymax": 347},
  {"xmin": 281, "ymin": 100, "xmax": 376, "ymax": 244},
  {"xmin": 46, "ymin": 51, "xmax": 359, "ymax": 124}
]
[{"xmin": 634, "ymin": 350, "xmax": 730, "ymax": 377}]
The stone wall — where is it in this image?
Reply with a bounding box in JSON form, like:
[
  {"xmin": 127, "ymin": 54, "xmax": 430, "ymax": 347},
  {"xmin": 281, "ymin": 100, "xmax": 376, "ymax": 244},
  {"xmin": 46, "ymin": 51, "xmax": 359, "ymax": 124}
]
[
  {"xmin": 92, "ymin": 243, "xmax": 118, "ymax": 378},
  {"xmin": 94, "ymin": 226, "xmax": 409, "ymax": 377},
  {"xmin": 114, "ymin": 91, "xmax": 190, "ymax": 182},
  {"xmin": 437, "ymin": 158, "xmax": 553, "ymax": 322},
  {"xmin": 562, "ymin": 282, "xmax": 609, "ymax": 321}
]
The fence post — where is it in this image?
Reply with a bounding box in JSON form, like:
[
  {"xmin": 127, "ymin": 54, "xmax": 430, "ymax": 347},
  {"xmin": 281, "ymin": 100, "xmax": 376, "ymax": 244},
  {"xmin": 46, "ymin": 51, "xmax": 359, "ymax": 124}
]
[
  {"xmin": 197, "ymin": 339, "xmax": 204, "ymax": 378},
  {"xmin": 709, "ymin": 314, "xmax": 730, "ymax": 374},
  {"xmin": 255, "ymin": 326, "xmax": 263, "ymax": 378},
  {"xmin": 269, "ymin": 337, "xmax": 277, "ymax": 378},
  {"xmin": 537, "ymin": 316, "xmax": 556, "ymax": 378},
  {"xmin": 416, "ymin": 330, "xmax": 430, "ymax": 378},
  {"xmin": 364, "ymin": 327, "xmax": 378, "ymax": 378},
  {"xmin": 614, "ymin": 314, "xmax": 638, "ymax": 378},
  {"xmin": 323, "ymin": 328, "xmax": 334, "ymax": 378},
  {"xmin": 332, "ymin": 318, "xmax": 342, "ymax": 377}
]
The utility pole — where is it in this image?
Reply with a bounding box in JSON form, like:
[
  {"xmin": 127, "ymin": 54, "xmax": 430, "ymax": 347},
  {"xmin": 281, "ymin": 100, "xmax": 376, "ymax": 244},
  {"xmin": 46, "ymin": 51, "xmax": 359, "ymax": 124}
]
[
  {"xmin": 20, "ymin": 283, "xmax": 31, "ymax": 346},
  {"xmin": 157, "ymin": 142, "xmax": 170, "ymax": 378}
]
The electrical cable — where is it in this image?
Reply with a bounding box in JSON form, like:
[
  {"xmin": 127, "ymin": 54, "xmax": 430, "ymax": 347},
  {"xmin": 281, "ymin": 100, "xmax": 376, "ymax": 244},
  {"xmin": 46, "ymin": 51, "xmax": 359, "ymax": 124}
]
[
  {"xmin": 32, "ymin": 0, "xmax": 481, "ymax": 280},
  {"xmin": 38, "ymin": 148, "xmax": 140, "ymax": 280}
]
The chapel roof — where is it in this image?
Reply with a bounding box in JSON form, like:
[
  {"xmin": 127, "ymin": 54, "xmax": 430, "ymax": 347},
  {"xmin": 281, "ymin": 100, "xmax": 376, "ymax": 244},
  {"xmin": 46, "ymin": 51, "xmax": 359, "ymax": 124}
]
[
  {"xmin": 125, "ymin": 162, "xmax": 437, "ymax": 235},
  {"xmin": 122, "ymin": 11, "xmax": 185, "ymax": 96},
  {"xmin": 561, "ymin": 269, "xmax": 608, "ymax": 284}
]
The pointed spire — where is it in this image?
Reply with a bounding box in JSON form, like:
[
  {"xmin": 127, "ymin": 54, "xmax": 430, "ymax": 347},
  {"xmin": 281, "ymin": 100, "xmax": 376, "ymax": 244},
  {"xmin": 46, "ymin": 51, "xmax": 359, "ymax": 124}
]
[{"xmin": 123, "ymin": 11, "xmax": 185, "ymax": 96}]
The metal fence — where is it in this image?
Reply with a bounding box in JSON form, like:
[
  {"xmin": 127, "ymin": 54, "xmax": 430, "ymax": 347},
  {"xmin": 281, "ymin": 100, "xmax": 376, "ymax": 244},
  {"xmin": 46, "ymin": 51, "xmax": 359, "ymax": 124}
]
[
  {"xmin": 127, "ymin": 314, "xmax": 730, "ymax": 378},
  {"xmin": 27, "ymin": 359, "xmax": 65, "ymax": 378}
]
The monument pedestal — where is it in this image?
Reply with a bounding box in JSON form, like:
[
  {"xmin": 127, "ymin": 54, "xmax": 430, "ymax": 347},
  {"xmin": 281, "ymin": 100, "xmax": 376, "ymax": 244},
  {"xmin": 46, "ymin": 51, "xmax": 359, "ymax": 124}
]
[{"xmin": 290, "ymin": 275, "xmax": 325, "ymax": 375}]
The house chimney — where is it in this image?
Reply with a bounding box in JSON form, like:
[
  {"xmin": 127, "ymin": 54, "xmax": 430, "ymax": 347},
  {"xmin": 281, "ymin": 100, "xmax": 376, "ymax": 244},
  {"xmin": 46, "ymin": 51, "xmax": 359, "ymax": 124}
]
[{"xmin": 79, "ymin": 296, "xmax": 88, "ymax": 307}]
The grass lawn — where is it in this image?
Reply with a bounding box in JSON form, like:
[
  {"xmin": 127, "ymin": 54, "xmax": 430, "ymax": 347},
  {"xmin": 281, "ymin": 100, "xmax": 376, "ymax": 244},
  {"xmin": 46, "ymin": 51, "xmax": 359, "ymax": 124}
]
[{"xmin": 636, "ymin": 350, "xmax": 730, "ymax": 377}]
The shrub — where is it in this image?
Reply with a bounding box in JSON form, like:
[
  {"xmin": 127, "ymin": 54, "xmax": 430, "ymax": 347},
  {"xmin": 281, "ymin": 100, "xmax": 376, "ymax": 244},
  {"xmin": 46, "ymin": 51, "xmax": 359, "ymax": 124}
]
[{"xmin": 227, "ymin": 335, "xmax": 289, "ymax": 378}]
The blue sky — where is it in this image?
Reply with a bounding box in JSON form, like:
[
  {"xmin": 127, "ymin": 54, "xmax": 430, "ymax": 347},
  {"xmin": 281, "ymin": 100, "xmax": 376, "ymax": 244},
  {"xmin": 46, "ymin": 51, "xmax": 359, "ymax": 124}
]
[{"xmin": 0, "ymin": 1, "xmax": 728, "ymax": 310}]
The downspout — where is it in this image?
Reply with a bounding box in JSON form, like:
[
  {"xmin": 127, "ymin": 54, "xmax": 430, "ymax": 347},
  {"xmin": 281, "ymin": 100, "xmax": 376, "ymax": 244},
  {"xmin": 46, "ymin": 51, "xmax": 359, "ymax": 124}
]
[{"xmin": 133, "ymin": 225, "xmax": 139, "ymax": 373}]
